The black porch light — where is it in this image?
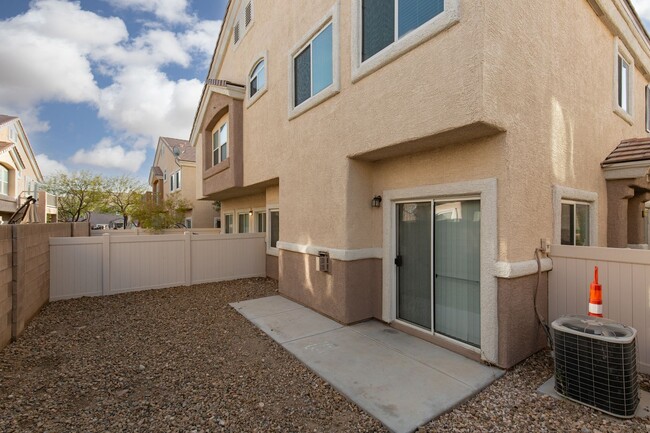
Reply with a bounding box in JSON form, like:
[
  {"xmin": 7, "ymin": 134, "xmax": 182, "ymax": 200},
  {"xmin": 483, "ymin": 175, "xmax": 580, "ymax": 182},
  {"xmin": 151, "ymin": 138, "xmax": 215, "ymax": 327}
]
[{"xmin": 371, "ymin": 195, "xmax": 382, "ymax": 208}]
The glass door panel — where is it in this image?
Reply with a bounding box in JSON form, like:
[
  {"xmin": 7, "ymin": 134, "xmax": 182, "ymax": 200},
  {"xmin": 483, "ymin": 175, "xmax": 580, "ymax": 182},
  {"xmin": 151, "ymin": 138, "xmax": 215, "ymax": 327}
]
[
  {"xmin": 434, "ymin": 200, "xmax": 481, "ymax": 347},
  {"xmin": 397, "ymin": 202, "xmax": 432, "ymax": 330}
]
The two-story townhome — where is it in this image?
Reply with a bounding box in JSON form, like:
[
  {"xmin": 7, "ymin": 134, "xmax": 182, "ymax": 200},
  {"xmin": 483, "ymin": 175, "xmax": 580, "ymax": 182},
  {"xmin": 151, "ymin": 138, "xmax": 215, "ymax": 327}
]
[
  {"xmin": 0, "ymin": 115, "xmax": 57, "ymax": 223},
  {"xmin": 149, "ymin": 136, "xmax": 219, "ymax": 228},
  {"xmin": 189, "ymin": 0, "xmax": 650, "ymax": 369}
]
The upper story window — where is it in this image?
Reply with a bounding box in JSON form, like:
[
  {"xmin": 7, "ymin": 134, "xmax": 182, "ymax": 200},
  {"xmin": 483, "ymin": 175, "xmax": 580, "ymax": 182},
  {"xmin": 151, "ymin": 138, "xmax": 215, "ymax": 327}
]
[
  {"xmin": 352, "ymin": 0, "xmax": 459, "ymax": 82},
  {"xmin": 561, "ymin": 201, "xmax": 590, "ymax": 246},
  {"xmin": 212, "ymin": 119, "xmax": 228, "ymax": 166},
  {"xmin": 175, "ymin": 171, "xmax": 181, "ymax": 190},
  {"xmin": 249, "ymin": 59, "xmax": 266, "ymax": 98},
  {"xmin": 362, "ymin": 0, "xmax": 444, "ymax": 61},
  {"xmin": 170, "ymin": 173, "xmax": 175, "ymax": 192},
  {"xmin": 164, "ymin": 169, "xmax": 167, "ymax": 181},
  {"xmin": 0, "ymin": 166, "xmax": 8, "ymax": 196},
  {"xmin": 614, "ymin": 38, "xmax": 634, "ymax": 124},
  {"xmin": 294, "ymin": 23, "xmax": 333, "ymax": 107}
]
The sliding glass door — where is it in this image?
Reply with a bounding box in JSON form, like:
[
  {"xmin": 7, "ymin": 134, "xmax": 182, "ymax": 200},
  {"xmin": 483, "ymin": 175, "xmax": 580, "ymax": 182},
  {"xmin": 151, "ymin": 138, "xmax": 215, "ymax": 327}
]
[{"xmin": 396, "ymin": 199, "xmax": 481, "ymax": 347}]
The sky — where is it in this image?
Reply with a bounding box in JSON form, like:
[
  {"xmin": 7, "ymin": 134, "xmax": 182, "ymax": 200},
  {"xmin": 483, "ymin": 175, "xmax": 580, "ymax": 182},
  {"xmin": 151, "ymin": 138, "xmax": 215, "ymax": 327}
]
[
  {"xmin": 1, "ymin": 1, "xmax": 650, "ymax": 183},
  {"xmin": 0, "ymin": 0, "xmax": 227, "ymax": 181}
]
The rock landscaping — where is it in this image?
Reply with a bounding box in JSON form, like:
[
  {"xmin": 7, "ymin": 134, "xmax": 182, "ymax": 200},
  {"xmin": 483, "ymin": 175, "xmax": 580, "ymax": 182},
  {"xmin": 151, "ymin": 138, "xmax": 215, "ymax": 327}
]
[{"xmin": 0, "ymin": 277, "xmax": 648, "ymax": 432}]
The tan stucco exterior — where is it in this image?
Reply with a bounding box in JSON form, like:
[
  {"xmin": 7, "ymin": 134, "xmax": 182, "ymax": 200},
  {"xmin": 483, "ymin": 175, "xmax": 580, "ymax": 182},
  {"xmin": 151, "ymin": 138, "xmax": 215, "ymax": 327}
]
[
  {"xmin": 0, "ymin": 117, "xmax": 55, "ymax": 222},
  {"xmin": 190, "ymin": 0, "xmax": 650, "ymax": 367},
  {"xmin": 150, "ymin": 137, "xmax": 219, "ymax": 228}
]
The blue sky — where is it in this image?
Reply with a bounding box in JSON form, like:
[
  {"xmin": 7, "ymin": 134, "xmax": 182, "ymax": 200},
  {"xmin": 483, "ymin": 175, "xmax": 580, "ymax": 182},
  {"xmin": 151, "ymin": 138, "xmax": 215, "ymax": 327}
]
[{"xmin": 0, "ymin": 0, "xmax": 228, "ymax": 181}]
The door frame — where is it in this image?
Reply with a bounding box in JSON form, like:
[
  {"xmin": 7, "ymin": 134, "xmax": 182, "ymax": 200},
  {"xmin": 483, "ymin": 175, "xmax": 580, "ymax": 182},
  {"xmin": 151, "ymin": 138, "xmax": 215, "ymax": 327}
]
[{"xmin": 382, "ymin": 179, "xmax": 499, "ymax": 364}]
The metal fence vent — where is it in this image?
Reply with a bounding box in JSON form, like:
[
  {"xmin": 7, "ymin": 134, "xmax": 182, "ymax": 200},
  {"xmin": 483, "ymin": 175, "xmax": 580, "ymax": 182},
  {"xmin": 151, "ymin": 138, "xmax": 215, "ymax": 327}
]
[
  {"xmin": 552, "ymin": 315, "xmax": 638, "ymax": 418},
  {"xmin": 317, "ymin": 251, "xmax": 330, "ymax": 273}
]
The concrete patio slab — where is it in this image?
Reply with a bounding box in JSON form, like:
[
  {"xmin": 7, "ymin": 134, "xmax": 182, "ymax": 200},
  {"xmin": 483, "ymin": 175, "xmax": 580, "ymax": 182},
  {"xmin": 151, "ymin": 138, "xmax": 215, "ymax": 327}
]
[
  {"xmin": 232, "ymin": 295, "xmax": 504, "ymax": 433},
  {"xmin": 538, "ymin": 376, "xmax": 650, "ymax": 419}
]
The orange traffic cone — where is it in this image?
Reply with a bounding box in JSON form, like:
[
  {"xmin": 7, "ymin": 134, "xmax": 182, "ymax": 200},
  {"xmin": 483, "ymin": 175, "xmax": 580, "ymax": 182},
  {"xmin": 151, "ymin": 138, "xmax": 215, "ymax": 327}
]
[{"xmin": 588, "ymin": 266, "xmax": 603, "ymax": 318}]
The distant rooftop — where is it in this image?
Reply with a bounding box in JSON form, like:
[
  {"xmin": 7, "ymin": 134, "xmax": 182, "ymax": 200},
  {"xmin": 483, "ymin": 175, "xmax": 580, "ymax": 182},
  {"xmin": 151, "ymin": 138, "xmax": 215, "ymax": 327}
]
[
  {"xmin": 602, "ymin": 137, "xmax": 650, "ymax": 167},
  {"xmin": 160, "ymin": 137, "xmax": 196, "ymax": 162},
  {"xmin": 0, "ymin": 115, "xmax": 18, "ymax": 127}
]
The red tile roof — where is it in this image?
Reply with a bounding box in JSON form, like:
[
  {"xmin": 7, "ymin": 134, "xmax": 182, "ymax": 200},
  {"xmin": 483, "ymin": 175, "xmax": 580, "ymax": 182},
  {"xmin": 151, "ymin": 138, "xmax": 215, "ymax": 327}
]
[{"xmin": 602, "ymin": 138, "xmax": 650, "ymax": 167}]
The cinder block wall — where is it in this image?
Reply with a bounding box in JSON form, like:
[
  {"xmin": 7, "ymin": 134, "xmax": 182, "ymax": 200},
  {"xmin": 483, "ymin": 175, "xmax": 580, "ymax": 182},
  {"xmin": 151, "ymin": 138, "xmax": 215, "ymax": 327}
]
[
  {"xmin": 0, "ymin": 222, "xmax": 90, "ymax": 345},
  {"xmin": 0, "ymin": 226, "xmax": 12, "ymax": 349}
]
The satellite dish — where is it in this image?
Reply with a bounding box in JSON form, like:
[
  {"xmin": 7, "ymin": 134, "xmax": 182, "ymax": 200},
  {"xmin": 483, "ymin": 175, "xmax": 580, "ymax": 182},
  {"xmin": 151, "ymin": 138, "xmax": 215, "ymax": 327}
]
[{"xmin": 173, "ymin": 146, "xmax": 181, "ymax": 157}]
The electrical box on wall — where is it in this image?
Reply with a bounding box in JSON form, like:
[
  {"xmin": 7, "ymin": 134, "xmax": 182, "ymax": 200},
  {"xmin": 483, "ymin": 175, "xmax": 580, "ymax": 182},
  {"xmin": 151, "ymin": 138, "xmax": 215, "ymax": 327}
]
[
  {"xmin": 317, "ymin": 251, "xmax": 330, "ymax": 273},
  {"xmin": 540, "ymin": 238, "xmax": 551, "ymax": 254}
]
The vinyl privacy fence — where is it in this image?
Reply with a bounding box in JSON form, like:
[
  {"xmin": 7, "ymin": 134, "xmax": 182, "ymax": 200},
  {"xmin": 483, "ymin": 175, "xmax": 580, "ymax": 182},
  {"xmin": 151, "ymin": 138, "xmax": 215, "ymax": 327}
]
[
  {"xmin": 549, "ymin": 245, "xmax": 650, "ymax": 373},
  {"xmin": 50, "ymin": 232, "xmax": 266, "ymax": 301}
]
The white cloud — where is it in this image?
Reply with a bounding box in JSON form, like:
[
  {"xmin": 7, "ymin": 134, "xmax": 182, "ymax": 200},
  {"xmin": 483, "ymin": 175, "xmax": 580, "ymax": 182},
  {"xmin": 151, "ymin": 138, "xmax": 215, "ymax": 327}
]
[
  {"xmin": 180, "ymin": 20, "xmax": 222, "ymax": 60},
  {"xmin": 105, "ymin": 0, "xmax": 193, "ymax": 24},
  {"xmin": 97, "ymin": 67, "xmax": 203, "ymax": 139},
  {"xmin": 71, "ymin": 138, "xmax": 147, "ymax": 172},
  {"xmin": 36, "ymin": 154, "xmax": 68, "ymax": 176}
]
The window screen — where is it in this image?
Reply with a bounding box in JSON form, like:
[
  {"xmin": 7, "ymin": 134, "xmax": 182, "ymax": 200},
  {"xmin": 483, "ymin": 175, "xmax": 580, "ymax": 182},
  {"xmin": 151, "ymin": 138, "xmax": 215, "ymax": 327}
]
[
  {"xmin": 294, "ymin": 46, "xmax": 311, "ymax": 106},
  {"xmin": 362, "ymin": 0, "xmax": 394, "ymax": 61}
]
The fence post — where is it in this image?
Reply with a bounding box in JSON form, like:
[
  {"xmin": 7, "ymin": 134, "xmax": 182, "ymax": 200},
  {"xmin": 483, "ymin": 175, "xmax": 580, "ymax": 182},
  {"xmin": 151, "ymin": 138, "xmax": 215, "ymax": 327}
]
[
  {"xmin": 184, "ymin": 231, "xmax": 192, "ymax": 287},
  {"xmin": 102, "ymin": 233, "xmax": 110, "ymax": 295}
]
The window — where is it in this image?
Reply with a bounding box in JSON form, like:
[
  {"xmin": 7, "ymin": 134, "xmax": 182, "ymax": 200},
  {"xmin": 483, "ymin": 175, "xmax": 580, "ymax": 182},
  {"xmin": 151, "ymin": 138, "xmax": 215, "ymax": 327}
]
[
  {"xmin": 175, "ymin": 171, "xmax": 181, "ymax": 190},
  {"xmin": 224, "ymin": 213, "xmax": 234, "ymax": 234},
  {"xmin": 362, "ymin": 0, "xmax": 444, "ymax": 62},
  {"xmin": 618, "ymin": 55, "xmax": 631, "ymax": 113},
  {"xmin": 352, "ymin": 0, "xmax": 459, "ymax": 82},
  {"xmin": 294, "ymin": 23, "xmax": 333, "ymax": 107},
  {"xmin": 245, "ymin": 1, "xmax": 253, "ymax": 27},
  {"xmin": 270, "ymin": 210, "xmax": 279, "ymax": 248},
  {"xmin": 646, "ymin": 85, "xmax": 650, "ymax": 133},
  {"xmin": 238, "ymin": 212, "xmax": 250, "ymax": 233},
  {"xmin": 212, "ymin": 122, "xmax": 228, "ymax": 165},
  {"xmin": 249, "ymin": 59, "xmax": 266, "ymax": 98},
  {"xmin": 561, "ymin": 201, "xmax": 590, "ymax": 246},
  {"xmin": 0, "ymin": 166, "xmax": 8, "ymax": 196},
  {"xmin": 170, "ymin": 174, "xmax": 175, "ymax": 192},
  {"xmin": 185, "ymin": 218, "xmax": 192, "ymax": 229},
  {"xmin": 164, "ymin": 169, "xmax": 167, "ymax": 181},
  {"xmin": 255, "ymin": 211, "xmax": 266, "ymax": 232}
]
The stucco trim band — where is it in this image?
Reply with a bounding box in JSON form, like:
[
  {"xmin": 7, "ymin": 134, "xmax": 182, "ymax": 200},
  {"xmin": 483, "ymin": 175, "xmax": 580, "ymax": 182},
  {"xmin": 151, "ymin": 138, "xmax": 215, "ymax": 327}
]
[
  {"xmin": 494, "ymin": 258, "xmax": 552, "ymax": 279},
  {"xmin": 552, "ymin": 185, "xmax": 599, "ymax": 246},
  {"xmin": 276, "ymin": 241, "xmax": 382, "ymax": 261},
  {"xmin": 381, "ymin": 178, "xmax": 499, "ymax": 365},
  {"xmin": 350, "ymin": 0, "xmax": 460, "ymax": 83}
]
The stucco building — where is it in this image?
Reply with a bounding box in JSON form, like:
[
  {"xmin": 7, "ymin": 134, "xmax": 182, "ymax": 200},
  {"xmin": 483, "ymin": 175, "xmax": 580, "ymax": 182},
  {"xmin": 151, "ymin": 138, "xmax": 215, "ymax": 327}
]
[
  {"xmin": 189, "ymin": 0, "xmax": 650, "ymax": 368},
  {"xmin": 148, "ymin": 136, "xmax": 219, "ymax": 228},
  {"xmin": 0, "ymin": 115, "xmax": 56, "ymax": 223}
]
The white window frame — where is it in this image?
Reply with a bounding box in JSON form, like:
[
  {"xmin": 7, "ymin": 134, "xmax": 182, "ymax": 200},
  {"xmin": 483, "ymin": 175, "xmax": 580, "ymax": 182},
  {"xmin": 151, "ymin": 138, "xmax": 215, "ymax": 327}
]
[
  {"xmin": 266, "ymin": 205, "xmax": 280, "ymax": 256},
  {"xmin": 223, "ymin": 212, "xmax": 234, "ymax": 234},
  {"xmin": 247, "ymin": 52, "xmax": 268, "ymax": 107},
  {"xmin": 552, "ymin": 185, "xmax": 598, "ymax": 246},
  {"xmin": 0, "ymin": 166, "xmax": 8, "ymax": 196},
  {"xmin": 287, "ymin": 1, "xmax": 340, "ymax": 120},
  {"xmin": 236, "ymin": 210, "xmax": 251, "ymax": 234},
  {"xmin": 212, "ymin": 119, "xmax": 228, "ymax": 166},
  {"xmin": 559, "ymin": 200, "xmax": 591, "ymax": 246},
  {"xmin": 170, "ymin": 173, "xmax": 175, "ymax": 192},
  {"xmin": 176, "ymin": 171, "xmax": 181, "ymax": 191},
  {"xmin": 351, "ymin": 0, "xmax": 460, "ymax": 83},
  {"xmin": 613, "ymin": 38, "xmax": 634, "ymax": 124},
  {"xmin": 253, "ymin": 208, "xmax": 266, "ymax": 232}
]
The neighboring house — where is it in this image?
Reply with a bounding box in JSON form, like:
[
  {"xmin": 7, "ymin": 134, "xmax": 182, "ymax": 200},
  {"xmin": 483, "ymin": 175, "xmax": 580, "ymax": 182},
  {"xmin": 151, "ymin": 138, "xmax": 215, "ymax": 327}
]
[
  {"xmin": 0, "ymin": 115, "xmax": 57, "ymax": 223},
  {"xmin": 148, "ymin": 137, "xmax": 219, "ymax": 228},
  {"xmin": 188, "ymin": 0, "xmax": 650, "ymax": 369}
]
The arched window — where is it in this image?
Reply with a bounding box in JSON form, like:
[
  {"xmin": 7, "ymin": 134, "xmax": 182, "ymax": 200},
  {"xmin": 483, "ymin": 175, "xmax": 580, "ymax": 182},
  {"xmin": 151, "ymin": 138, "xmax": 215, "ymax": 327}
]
[
  {"xmin": 249, "ymin": 59, "xmax": 266, "ymax": 98},
  {"xmin": 0, "ymin": 166, "xmax": 8, "ymax": 196}
]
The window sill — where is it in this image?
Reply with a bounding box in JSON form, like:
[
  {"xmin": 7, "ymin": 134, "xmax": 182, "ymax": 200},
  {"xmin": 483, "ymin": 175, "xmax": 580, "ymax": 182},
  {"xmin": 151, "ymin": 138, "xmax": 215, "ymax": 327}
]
[
  {"xmin": 351, "ymin": 0, "xmax": 460, "ymax": 83},
  {"xmin": 203, "ymin": 158, "xmax": 230, "ymax": 179},
  {"xmin": 288, "ymin": 85, "xmax": 340, "ymax": 120},
  {"xmin": 614, "ymin": 106, "xmax": 634, "ymax": 125},
  {"xmin": 246, "ymin": 86, "xmax": 267, "ymax": 108}
]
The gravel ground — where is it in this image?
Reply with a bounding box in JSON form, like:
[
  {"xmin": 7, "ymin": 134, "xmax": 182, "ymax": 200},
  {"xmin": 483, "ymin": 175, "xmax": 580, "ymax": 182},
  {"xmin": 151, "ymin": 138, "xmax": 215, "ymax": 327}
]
[{"xmin": 0, "ymin": 278, "xmax": 648, "ymax": 432}]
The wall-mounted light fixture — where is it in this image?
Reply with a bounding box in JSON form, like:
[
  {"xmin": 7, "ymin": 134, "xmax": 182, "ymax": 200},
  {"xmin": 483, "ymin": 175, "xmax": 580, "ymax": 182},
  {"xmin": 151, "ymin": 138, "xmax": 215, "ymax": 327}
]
[
  {"xmin": 371, "ymin": 195, "xmax": 382, "ymax": 208},
  {"xmin": 249, "ymin": 209, "xmax": 253, "ymax": 216}
]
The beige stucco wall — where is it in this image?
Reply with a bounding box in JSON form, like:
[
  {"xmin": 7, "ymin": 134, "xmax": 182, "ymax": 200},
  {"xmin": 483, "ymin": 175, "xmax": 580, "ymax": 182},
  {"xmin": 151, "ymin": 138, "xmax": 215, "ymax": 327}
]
[{"xmin": 154, "ymin": 141, "xmax": 219, "ymax": 228}]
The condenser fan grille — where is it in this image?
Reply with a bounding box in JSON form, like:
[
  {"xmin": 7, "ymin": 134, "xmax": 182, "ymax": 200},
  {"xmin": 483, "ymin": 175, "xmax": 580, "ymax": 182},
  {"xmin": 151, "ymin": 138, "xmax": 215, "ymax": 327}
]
[{"xmin": 553, "ymin": 315, "xmax": 638, "ymax": 418}]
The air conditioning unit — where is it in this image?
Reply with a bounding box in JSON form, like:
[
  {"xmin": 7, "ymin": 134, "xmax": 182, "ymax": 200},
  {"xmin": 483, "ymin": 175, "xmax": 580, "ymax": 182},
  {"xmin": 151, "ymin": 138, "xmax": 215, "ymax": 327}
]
[{"xmin": 552, "ymin": 315, "xmax": 638, "ymax": 418}]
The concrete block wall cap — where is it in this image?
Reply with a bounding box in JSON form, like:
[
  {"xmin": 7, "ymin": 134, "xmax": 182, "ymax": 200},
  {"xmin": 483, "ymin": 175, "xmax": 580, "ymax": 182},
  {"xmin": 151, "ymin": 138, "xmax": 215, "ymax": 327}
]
[{"xmin": 494, "ymin": 258, "xmax": 553, "ymax": 279}]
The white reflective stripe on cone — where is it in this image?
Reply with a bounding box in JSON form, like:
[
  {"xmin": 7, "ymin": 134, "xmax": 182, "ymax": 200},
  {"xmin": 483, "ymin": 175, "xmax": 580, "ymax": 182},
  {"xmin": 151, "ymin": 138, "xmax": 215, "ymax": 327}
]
[{"xmin": 589, "ymin": 303, "xmax": 603, "ymax": 315}]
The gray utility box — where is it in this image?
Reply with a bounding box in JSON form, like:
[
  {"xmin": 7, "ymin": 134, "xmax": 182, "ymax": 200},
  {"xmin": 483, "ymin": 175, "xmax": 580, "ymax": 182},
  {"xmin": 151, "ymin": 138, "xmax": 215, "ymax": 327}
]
[{"xmin": 552, "ymin": 314, "xmax": 638, "ymax": 418}]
